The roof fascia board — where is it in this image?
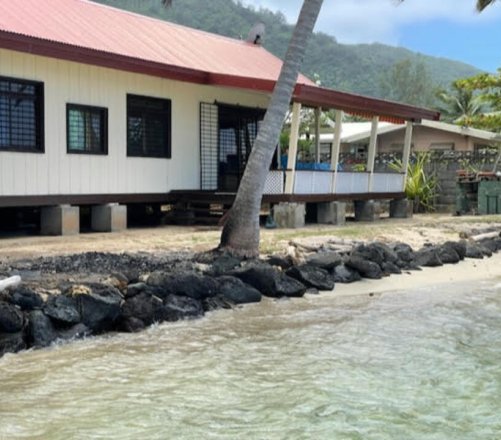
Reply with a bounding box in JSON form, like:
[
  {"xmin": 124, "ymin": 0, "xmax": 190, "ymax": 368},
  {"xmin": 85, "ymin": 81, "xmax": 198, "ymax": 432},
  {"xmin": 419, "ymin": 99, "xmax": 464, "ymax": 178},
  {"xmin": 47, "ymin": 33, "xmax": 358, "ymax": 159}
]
[
  {"xmin": 294, "ymin": 84, "xmax": 441, "ymax": 123},
  {"xmin": 208, "ymin": 73, "xmax": 276, "ymax": 93},
  {"xmin": 342, "ymin": 124, "xmax": 404, "ymax": 143},
  {"xmin": 420, "ymin": 120, "xmax": 501, "ymax": 142}
]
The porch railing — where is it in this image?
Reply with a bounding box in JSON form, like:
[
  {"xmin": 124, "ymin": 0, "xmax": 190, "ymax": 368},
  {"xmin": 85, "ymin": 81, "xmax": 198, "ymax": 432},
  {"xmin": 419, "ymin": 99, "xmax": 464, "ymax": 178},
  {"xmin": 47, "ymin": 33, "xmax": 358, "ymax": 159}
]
[
  {"xmin": 293, "ymin": 170, "xmax": 333, "ymax": 194},
  {"xmin": 263, "ymin": 170, "xmax": 285, "ymax": 194},
  {"xmin": 263, "ymin": 170, "xmax": 405, "ymax": 195}
]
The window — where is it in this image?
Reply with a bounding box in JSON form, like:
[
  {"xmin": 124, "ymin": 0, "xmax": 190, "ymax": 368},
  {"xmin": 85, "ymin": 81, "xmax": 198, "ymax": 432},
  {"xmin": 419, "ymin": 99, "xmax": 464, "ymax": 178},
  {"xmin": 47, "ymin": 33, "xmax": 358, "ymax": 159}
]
[
  {"xmin": 127, "ymin": 94, "xmax": 171, "ymax": 158},
  {"xmin": 389, "ymin": 142, "xmax": 414, "ymax": 152},
  {"xmin": 0, "ymin": 76, "xmax": 44, "ymax": 152},
  {"xmin": 67, "ymin": 104, "xmax": 108, "ymax": 154},
  {"xmin": 430, "ymin": 142, "xmax": 454, "ymax": 151}
]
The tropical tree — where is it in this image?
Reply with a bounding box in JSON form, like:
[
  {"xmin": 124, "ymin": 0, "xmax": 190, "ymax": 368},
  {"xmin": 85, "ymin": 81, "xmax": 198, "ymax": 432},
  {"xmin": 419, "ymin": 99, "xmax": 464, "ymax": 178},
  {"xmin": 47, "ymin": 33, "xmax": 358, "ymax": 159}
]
[
  {"xmin": 454, "ymin": 71, "xmax": 501, "ymax": 131},
  {"xmin": 219, "ymin": 0, "xmax": 324, "ymax": 257},
  {"xmin": 156, "ymin": 0, "xmax": 323, "ymax": 257},
  {"xmin": 435, "ymin": 83, "xmax": 484, "ymax": 125},
  {"xmin": 379, "ymin": 58, "xmax": 436, "ymax": 107},
  {"xmin": 477, "ymin": 0, "xmax": 497, "ymax": 10},
  {"xmin": 399, "ymin": 0, "xmax": 497, "ymax": 10}
]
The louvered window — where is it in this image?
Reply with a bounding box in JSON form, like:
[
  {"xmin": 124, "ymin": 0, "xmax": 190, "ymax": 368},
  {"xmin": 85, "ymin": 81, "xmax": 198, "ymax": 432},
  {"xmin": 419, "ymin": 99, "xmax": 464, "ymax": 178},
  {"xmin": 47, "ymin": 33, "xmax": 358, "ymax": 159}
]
[
  {"xmin": 0, "ymin": 76, "xmax": 44, "ymax": 152},
  {"xmin": 67, "ymin": 104, "xmax": 108, "ymax": 154},
  {"xmin": 127, "ymin": 94, "xmax": 171, "ymax": 158}
]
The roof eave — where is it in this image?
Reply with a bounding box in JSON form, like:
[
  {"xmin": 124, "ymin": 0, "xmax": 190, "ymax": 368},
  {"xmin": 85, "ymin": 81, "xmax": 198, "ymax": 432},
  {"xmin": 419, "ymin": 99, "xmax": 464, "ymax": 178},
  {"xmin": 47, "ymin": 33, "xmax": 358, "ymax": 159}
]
[
  {"xmin": 0, "ymin": 31, "xmax": 441, "ymax": 123},
  {"xmin": 0, "ymin": 30, "xmax": 209, "ymax": 85},
  {"xmin": 294, "ymin": 84, "xmax": 441, "ymax": 123}
]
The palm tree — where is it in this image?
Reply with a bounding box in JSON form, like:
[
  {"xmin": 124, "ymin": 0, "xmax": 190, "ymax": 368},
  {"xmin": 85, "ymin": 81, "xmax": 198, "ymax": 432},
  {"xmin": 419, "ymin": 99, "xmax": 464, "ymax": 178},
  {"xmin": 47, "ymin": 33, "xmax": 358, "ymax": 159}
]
[
  {"xmin": 477, "ymin": 0, "xmax": 497, "ymax": 10},
  {"xmin": 435, "ymin": 83, "xmax": 483, "ymax": 125},
  {"xmin": 177, "ymin": 0, "xmax": 496, "ymax": 257},
  {"xmin": 218, "ymin": 0, "xmax": 323, "ymax": 257},
  {"xmin": 400, "ymin": 0, "xmax": 496, "ymax": 9},
  {"xmin": 158, "ymin": 0, "xmax": 323, "ymax": 257}
]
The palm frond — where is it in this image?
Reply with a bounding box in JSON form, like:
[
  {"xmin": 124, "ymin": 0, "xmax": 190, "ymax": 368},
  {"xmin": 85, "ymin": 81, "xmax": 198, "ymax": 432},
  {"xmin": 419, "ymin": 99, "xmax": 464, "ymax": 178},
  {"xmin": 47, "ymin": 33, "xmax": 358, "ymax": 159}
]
[{"xmin": 477, "ymin": 0, "xmax": 497, "ymax": 11}]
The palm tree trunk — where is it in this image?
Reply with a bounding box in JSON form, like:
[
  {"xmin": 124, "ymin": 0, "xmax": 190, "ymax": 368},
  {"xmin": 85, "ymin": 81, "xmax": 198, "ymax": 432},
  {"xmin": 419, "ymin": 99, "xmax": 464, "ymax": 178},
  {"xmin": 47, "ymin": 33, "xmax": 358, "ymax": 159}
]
[{"xmin": 219, "ymin": 0, "xmax": 324, "ymax": 257}]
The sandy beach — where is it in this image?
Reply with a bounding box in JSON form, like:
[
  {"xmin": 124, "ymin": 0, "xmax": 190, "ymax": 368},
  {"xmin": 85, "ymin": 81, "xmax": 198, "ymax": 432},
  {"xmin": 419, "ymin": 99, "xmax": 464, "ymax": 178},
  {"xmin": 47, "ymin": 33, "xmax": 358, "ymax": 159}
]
[
  {"xmin": 333, "ymin": 251, "xmax": 501, "ymax": 297},
  {"xmin": 0, "ymin": 213, "xmax": 500, "ymax": 260},
  {"xmin": 0, "ymin": 213, "xmax": 500, "ymax": 295}
]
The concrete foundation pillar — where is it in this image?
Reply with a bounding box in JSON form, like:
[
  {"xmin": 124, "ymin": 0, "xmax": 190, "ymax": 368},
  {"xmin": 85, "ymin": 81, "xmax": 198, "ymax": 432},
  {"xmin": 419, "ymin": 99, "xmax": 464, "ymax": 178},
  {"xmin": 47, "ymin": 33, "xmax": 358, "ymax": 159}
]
[
  {"xmin": 317, "ymin": 202, "xmax": 346, "ymax": 225},
  {"xmin": 91, "ymin": 204, "xmax": 127, "ymax": 232},
  {"xmin": 273, "ymin": 202, "xmax": 305, "ymax": 229},
  {"xmin": 354, "ymin": 200, "xmax": 378, "ymax": 222},
  {"xmin": 389, "ymin": 198, "xmax": 413, "ymax": 219},
  {"xmin": 41, "ymin": 205, "xmax": 80, "ymax": 236}
]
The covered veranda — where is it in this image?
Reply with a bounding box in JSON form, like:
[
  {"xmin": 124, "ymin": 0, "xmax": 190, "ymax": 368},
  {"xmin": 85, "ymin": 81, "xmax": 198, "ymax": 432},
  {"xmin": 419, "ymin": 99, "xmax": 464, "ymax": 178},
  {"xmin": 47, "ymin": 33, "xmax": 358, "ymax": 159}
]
[
  {"xmin": 175, "ymin": 84, "xmax": 440, "ymax": 226},
  {"xmin": 262, "ymin": 84, "xmax": 440, "ymax": 200}
]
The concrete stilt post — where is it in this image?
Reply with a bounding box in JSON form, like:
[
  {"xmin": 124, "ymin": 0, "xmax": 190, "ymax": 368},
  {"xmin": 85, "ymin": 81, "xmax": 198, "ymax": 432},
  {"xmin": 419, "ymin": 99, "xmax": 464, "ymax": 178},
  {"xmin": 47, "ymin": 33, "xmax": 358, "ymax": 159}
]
[
  {"xmin": 91, "ymin": 204, "xmax": 127, "ymax": 232},
  {"xmin": 41, "ymin": 205, "xmax": 80, "ymax": 236}
]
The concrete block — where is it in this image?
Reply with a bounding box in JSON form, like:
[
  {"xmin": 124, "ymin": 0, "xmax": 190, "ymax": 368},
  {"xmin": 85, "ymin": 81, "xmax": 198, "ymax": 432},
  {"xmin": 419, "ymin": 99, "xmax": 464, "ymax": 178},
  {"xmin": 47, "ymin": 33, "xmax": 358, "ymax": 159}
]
[
  {"xmin": 91, "ymin": 204, "xmax": 127, "ymax": 232},
  {"xmin": 389, "ymin": 198, "xmax": 413, "ymax": 219},
  {"xmin": 317, "ymin": 202, "xmax": 346, "ymax": 225},
  {"xmin": 273, "ymin": 202, "xmax": 305, "ymax": 229},
  {"xmin": 41, "ymin": 205, "xmax": 80, "ymax": 236},
  {"xmin": 354, "ymin": 200, "xmax": 378, "ymax": 222}
]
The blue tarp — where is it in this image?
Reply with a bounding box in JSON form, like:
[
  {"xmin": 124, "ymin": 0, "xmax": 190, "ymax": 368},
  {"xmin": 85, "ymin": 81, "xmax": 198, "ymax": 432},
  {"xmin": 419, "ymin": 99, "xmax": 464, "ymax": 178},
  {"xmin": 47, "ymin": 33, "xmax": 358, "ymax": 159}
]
[{"xmin": 280, "ymin": 156, "xmax": 331, "ymax": 171}]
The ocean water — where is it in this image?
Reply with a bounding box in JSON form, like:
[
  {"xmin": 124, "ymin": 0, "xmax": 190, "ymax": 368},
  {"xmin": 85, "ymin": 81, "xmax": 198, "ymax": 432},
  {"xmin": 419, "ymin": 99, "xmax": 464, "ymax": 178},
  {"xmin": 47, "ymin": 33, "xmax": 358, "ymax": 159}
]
[{"xmin": 1, "ymin": 279, "xmax": 500, "ymax": 440}]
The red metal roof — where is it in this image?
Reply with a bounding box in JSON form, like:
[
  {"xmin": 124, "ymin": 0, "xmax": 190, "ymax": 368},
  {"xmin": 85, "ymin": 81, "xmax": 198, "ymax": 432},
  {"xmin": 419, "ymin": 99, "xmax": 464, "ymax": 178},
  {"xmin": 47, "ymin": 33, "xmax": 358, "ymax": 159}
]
[{"xmin": 0, "ymin": 0, "xmax": 440, "ymax": 122}]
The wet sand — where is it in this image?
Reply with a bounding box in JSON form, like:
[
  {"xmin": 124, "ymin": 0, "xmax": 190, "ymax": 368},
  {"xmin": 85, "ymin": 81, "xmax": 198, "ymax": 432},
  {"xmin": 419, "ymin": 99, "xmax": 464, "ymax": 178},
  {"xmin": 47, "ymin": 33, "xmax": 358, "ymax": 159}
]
[{"xmin": 333, "ymin": 252, "xmax": 501, "ymax": 297}]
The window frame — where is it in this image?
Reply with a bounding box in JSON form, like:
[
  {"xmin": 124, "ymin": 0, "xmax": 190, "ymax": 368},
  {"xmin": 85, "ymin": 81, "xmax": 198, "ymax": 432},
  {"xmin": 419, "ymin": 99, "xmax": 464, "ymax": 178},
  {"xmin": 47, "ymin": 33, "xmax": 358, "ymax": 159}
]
[
  {"xmin": 126, "ymin": 94, "xmax": 172, "ymax": 159},
  {"xmin": 0, "ymin": 75, "xmax": 44, "ymax": 153},
  {"xmin": 429, "ymin": 142, "xmax": 455, "ymax": 152},
  {"xmin": 66, "ymin": 103, "xmax": 108, "ymax": 155}
]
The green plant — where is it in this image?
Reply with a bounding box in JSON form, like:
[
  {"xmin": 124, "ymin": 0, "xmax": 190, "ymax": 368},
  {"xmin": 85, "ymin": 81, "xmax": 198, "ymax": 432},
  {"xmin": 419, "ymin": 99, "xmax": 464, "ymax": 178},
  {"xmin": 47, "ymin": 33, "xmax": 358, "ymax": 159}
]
[
  {"xmin": 390, "ymin": 152, "xmax": 438, "ymax": 212},
  {"xmin": 458, "ymin": 158, "xmax": 480, "ymax": 174},
  {"xmin": 352, "ymin": 163, "xmax": 367, "ymax": 172}
]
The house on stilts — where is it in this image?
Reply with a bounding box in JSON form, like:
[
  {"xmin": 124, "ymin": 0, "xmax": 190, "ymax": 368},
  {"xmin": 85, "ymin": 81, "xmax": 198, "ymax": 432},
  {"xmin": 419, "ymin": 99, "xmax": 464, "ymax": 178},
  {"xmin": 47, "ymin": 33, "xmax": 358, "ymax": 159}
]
[{"xmin": 0, "ymin": 0, "xmax": 440, "ymax": 234}]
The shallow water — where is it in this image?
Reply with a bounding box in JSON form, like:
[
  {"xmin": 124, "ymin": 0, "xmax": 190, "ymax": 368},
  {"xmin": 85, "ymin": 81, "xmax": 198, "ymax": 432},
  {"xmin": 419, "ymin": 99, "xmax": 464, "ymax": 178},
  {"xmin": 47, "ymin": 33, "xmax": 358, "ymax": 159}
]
[{"xmin": 1, "ymin": 279, "xmax": 501, "ymax": 440}]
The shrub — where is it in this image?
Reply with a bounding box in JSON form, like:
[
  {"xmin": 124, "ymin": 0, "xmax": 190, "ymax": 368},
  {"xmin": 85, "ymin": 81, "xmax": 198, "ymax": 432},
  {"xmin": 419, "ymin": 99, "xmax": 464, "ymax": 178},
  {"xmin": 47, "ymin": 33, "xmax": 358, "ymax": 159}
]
[{"xmin": 390, "ymin": 152, "xmax": 438, "ymax": 212}]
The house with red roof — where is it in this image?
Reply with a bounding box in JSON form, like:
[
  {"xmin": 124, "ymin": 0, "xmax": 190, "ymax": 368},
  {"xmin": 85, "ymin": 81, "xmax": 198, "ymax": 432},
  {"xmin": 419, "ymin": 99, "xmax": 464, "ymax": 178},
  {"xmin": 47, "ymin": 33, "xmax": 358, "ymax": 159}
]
[{"xmin": 0, "ymin": 0, "xmax": 439, "ymax": 233}]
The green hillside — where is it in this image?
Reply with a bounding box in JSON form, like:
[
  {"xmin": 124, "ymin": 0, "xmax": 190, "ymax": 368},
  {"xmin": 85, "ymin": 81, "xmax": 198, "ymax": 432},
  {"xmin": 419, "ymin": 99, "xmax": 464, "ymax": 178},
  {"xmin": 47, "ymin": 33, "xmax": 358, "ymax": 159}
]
[{"xmin": 94, "ymin": 0, "xmax": 482, "ymax": 100}]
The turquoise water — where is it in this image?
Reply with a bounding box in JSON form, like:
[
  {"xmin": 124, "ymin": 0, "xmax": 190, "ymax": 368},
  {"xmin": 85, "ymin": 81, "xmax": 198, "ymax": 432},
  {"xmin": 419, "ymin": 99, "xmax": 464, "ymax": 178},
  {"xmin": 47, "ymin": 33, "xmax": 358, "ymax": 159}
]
[{"xmin": 0, "ymin": 279, "xmax": 500, "ymax": 439}]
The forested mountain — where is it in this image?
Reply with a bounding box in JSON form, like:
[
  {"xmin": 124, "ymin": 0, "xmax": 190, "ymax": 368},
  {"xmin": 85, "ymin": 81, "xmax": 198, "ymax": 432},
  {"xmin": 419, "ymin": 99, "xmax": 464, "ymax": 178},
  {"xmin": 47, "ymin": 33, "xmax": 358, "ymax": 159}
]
[{"xmin": 94, "ymin": 0, "xmax": 482, "ymax": 101}]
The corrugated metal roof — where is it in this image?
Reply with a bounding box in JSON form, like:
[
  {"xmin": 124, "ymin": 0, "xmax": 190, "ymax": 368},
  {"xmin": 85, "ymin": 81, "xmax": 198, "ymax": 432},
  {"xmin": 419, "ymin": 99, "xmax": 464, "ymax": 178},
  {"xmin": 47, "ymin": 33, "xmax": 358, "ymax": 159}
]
[
  {"xmin": 0, "ymin": 0, "xmax": 440, "ymax": 122},
  {"xmin": 0, "ymin": 0, "xmax": 313, "ymax": 85}
]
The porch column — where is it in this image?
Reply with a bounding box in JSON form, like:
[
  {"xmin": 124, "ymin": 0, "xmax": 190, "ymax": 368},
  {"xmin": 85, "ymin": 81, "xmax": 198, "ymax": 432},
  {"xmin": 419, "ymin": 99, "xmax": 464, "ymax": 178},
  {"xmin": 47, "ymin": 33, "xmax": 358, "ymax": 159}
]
[
  {"xmin": 330, "ymin": 109, "xmax": 343, "ymax": 193},
  {"xmin": 314, "ymin": 107, "xmax": 321, "ymax": 163},
  {"xmin": 367, "ymin": 116, "xmax": 379, "ymax": 192},
  {"xmin": 285, "ymin": 102, "xmax": 302, "ymax": 194},
  {"xmin": 402, "ymin": 121, "xmax": 414, "ymax": 189}
]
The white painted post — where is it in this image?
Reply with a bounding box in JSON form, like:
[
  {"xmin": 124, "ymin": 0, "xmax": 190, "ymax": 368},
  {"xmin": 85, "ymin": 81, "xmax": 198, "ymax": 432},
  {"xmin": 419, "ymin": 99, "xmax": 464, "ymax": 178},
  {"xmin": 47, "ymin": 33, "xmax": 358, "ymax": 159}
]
[
  {"xmin": 330, "ymin": 109, "xmax": 343, "ymax": 193},
  {"xmin": 314, "ymin": 107, "xmax": 321, "ymax": 163},
  {"xmin": 402, "ymin": 121, "xmax": 414, "ymax": 190},
  {"xmin": 285, "ymin": 102, "xmax": 302, "ymax": 194},
  {"xmin": 367, "ymin": 116, "xmax": 379, "ymax": 192}
]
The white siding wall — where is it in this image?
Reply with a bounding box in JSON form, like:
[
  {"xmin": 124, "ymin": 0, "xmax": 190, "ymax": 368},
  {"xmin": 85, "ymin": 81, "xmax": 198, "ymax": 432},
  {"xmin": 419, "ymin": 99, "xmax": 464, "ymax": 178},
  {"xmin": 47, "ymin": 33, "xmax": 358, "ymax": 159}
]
[{"xmin": 0, "ymin": 48, "xmax": 269, "ymax": 196}]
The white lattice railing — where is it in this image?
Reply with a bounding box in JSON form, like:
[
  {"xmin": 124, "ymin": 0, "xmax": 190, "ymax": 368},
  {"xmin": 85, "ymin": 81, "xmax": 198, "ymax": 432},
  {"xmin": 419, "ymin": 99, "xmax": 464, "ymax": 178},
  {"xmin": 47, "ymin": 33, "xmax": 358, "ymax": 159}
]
[
  {"xmin": 263, "ymin": 170, "xmax": 285, "ymax": 194},
  {"xmin": 261, "ymin": 171, "xmax": 404, "ymax": 195}
]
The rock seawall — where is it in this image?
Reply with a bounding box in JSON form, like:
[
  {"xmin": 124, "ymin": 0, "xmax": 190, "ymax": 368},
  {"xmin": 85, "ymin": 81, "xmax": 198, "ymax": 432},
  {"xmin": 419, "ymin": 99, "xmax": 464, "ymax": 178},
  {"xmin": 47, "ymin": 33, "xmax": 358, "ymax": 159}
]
[{"xmin": 1, "ymin": 233, "xmax": 500, "ymax": 358}]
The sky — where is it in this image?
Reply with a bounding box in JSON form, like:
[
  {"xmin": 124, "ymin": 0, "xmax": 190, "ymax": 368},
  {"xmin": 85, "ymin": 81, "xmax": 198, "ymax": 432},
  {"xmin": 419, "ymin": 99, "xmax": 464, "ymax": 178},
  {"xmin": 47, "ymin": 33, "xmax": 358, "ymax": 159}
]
[{"xmin": 241, "ymin": 0, "xmax": 501, "ymax": 73}]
